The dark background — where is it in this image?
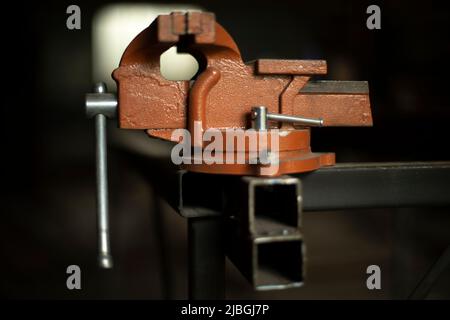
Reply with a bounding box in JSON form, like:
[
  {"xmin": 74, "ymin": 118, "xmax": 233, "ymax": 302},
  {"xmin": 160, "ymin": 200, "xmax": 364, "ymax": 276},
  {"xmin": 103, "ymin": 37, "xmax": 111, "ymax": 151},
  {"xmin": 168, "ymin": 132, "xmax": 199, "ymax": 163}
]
[{"xmin": 1, "ymin": 0, "xmax": 450, "ymax": 299}]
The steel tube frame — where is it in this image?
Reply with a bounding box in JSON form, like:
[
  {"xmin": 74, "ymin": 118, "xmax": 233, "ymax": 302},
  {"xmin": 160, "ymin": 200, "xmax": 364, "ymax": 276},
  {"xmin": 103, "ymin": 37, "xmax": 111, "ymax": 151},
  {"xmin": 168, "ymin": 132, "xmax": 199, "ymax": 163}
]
[
  {"xmin": 118, "ymin": 147, "xmax": 450, "ymax": 299},
  {"xmin": 173, "ymin": 162, "xmax": 450, "ymax": 218}
]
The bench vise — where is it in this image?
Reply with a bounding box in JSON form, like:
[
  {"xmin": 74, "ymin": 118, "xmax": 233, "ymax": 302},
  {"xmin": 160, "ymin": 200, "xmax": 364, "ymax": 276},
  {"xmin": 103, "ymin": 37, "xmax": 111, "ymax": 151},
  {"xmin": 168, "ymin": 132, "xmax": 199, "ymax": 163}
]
[
  {"xmin": 85, "ymin": 12, "xmax": 373, "ymax": 288},
  {"xmin": 110, "ymin": 11, "xmax": 372, "ymax": 176}
]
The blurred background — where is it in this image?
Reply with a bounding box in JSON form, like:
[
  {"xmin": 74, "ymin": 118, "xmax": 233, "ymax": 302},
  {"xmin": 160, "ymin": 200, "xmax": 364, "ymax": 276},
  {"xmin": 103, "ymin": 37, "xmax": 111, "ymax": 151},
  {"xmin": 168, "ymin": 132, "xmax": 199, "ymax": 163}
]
[{"xmin": 1, "ymin": 0, "xmax": 450, "ymax": 299}]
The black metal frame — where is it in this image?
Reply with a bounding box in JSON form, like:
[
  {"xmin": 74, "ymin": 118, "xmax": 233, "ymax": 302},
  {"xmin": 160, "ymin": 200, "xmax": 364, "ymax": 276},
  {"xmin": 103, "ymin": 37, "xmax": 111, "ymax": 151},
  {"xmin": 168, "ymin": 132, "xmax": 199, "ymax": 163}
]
[
  {"xmin": 176, "ymin": 162, "xmax": 450, "ymax": 298},
  {"xmin": 117, "ymin": 144, "xmax": 450, "ymax": 299},
  {"xmin": 172, "ymin": 162, "xmax": 450, "ymax": 217}
]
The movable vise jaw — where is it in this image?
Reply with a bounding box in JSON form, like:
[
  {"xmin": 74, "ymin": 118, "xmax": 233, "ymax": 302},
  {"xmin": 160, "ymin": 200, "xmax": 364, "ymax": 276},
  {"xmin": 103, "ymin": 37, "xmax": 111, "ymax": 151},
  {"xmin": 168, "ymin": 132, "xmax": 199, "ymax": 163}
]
[{"xmin": 84, "ymin": 12, "xmax": 372, "ymax": 280}]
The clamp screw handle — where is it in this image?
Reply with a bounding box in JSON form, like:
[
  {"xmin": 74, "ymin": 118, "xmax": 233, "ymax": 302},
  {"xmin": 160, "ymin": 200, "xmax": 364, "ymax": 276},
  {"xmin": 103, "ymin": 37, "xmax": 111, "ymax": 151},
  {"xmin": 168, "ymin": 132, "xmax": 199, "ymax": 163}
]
[
  {"xmin": 85, "ymin": 82, "xmax": 117, "ymax": 269},
  {"xmin": 252, "ymin": 106, "xmax": 323, "ymax": 130}
]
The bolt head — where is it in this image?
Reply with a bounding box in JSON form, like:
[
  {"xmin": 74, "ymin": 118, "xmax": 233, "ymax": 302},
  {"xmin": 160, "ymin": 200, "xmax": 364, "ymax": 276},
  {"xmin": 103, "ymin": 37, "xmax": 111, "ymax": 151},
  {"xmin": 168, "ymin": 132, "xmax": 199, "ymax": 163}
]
[{"xmin": 93, "ymin": 82, "xmax": 107, "ymax": 94}]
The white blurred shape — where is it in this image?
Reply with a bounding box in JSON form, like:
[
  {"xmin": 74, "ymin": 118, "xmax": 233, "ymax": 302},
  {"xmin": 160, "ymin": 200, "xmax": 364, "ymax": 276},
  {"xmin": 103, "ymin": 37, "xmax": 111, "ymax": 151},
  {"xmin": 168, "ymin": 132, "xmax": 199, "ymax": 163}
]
[{"xmin": 159, "ymin": 46, "xmax": 199, "ymax": 81}]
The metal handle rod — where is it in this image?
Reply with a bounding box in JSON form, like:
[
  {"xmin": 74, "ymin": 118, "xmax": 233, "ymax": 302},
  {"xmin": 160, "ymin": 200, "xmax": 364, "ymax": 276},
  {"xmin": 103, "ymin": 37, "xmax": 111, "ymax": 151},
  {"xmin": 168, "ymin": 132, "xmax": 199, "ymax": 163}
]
[
  {"xmin": 267, "ymin": 112, "xmax": 323, "ymax": 127},
  {"xmin": 251, "ymin": 106, "xmax": 323, "ymax": 130},
  {"xmin": 86, "ymin": 82, "xmax": 116, "ymax": 269},
  {"xmin": 95, "ymin": 112, "xmax": 113, "ymax": 268}
]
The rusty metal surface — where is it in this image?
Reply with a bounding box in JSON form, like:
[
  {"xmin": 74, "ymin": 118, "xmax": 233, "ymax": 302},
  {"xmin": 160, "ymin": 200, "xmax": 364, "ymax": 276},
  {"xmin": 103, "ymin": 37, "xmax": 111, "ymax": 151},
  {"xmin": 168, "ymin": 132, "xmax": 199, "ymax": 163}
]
[{"xmin": 113, "ymin": 12, "xmax": 373, "ymax": 176}]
